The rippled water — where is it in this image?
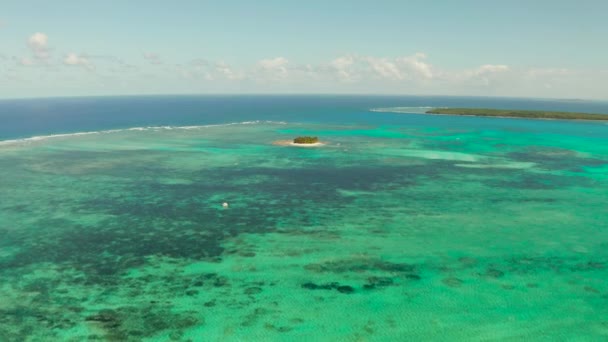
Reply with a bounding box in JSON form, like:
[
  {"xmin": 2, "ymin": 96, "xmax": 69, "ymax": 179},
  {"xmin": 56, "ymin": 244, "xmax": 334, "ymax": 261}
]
[{"xmin": 1, "ymin": 97, "xmax": 608, "ymax": 340}]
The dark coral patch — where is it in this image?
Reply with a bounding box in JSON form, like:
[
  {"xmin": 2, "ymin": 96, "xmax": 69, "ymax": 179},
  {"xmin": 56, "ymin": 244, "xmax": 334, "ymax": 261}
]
[
  {"xmin": 363, "ymin": 276, "xmax": 394, "ymax": 290},
  {"xmin": 301, "ymin": 282, "xmax": 355, "ymax": 294},
  {"xmin": 442, "ymin": 277, "xmax": 463, "ymax": 288},
  {"xmin": 85, "ymin": 306, "xmax": 200, "ymax": 340},
  {"xmin": 405, "ymin": 274, "xmax": 421, "ymax": 281},
  {"xmin": 336, "ymin": 285, "xmax": 355, "ymax": 294},
  {"xmin": 305, "ymin": 258, "xmax": 416, "ymax": 274},
  {"xmin": 482, "ymin": 268, "xmax": 505, "ymax": 278},
  {"xmin": 244, "ymin": 287, "xmax": 263, "ymax": 295}
]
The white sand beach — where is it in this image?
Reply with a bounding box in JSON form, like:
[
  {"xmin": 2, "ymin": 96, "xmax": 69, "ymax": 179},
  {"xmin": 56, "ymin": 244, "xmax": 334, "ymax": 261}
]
[{"xmin": 272, "ymin": 140, "xmax": 326, "ymax": 147}]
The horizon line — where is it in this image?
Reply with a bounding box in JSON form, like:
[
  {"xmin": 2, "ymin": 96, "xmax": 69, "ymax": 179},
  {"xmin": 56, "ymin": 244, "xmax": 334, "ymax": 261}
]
[{"xmin": 1, "ymin": 93, "xmax": 606, "ymax": 103}]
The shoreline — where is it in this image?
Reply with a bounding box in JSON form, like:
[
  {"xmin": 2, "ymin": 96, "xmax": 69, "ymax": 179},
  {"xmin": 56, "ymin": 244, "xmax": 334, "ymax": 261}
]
[
  {"xmin": 425, "ymin": 112, "xmax": 608, "ymax": 123},
  {"xmin": 425, "ymin": 108, "xmax": 608, "ymax": 121},
  {"xmin": 371, "ymin": 108, "xmax": 608, "ymax": 123},
  {"xmin": 272, "ymin": 140, "xmax": 326, "ymax": 147}
]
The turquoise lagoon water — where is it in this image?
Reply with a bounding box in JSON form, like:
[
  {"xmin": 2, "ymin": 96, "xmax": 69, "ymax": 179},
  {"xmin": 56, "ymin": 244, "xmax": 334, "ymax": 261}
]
[{"xmin": 1, "ymin": 96, "xmax": 608, "ymax": 341}]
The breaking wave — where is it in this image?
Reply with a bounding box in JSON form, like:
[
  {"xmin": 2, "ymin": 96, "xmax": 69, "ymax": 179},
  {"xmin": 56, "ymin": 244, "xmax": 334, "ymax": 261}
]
[{"xmin": 0, "ymin": 120, "xmax": 287, "ymax": 146}]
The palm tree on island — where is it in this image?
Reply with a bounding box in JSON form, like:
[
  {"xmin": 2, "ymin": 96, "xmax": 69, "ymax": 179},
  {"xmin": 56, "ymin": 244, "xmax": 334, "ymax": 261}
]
[
  {"xmin": 272, "ymin": 136, "xmax": 323, "ymax": 147},
  {"xmin": 293, "ymin": 136, "xmax": 319, "ymax": 144}
]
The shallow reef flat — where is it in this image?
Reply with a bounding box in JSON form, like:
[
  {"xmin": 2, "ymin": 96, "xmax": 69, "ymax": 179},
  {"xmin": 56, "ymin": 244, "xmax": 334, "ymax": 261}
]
[{"xmin": 1, "ymin": 121, "xmax": 608, "ymax": 341}]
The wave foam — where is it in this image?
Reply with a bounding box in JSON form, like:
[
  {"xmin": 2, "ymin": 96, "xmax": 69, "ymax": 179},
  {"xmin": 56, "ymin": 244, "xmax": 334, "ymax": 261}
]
[{"xmin": 0, "ymin": 120, "xmax": 287, "ymax": 146}]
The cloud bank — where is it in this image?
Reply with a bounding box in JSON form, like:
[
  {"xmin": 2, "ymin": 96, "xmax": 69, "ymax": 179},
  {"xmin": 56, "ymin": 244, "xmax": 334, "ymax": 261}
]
[
  {"xmin": 28, "ymin": 32, "xmax": 50, "ymax": 60},
  {"xmin": 64, "ymin": 53, "xmax": 93, "ymax": 70},
  {"xmin": 3, "ymin": 33, "xmax": 606, "ymax": 99}
]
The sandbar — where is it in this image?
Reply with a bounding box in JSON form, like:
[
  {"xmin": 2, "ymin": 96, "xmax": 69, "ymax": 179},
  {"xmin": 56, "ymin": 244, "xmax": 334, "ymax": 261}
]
[{"xmin": 272, "ymin": 140, "xmax": 326, "ymax": 147}]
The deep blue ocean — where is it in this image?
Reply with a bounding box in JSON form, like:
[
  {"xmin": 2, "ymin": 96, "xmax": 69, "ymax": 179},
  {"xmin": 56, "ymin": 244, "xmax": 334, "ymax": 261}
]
[{"xmin": 1, "ymin": 95, "xmax": 608, "ymax": 141}]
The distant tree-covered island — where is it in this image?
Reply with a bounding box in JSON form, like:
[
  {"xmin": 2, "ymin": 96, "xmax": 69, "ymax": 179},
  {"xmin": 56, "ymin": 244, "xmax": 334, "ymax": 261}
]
[
  {"xmin": 293, "ymin": 136, "xmax": 319, "ymax": 144},
  {"xmin": 425, "ymin": 108, "xmax": 608, "ymax": 121}
]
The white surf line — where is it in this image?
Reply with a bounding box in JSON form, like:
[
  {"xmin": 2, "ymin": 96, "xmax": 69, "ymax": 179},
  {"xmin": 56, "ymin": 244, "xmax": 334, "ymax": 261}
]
[{"xmin": 0, "ymin": 120, "xmax": 288, "ymax": 146}]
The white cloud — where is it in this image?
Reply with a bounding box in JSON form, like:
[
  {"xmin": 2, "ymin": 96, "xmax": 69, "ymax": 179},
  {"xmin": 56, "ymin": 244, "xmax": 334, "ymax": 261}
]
[
  {"xmin": 5, "ymin": 45, "xmax": 603, "ymax": 99},
  {"xmin": 525, "ymin": 68, "xmax": 571, "ymax": 79},
  {"xmin": 258, "ymin": 57, "xmax": 288, "ymax": 70},
  {"xmin": 87, "ymin": 55, "xmax": 138, "ymax": 72},
  {"xmin": 256, "ymin": 57, "xmax": 289, "ymax": 79},
  {"xmin": 322, "ymin": 53, "xmax": 436, "ymax": 82},
  {"xmin": 64, "ymin": 53, "xmax": 93, "ymax": 70},
  {"xmin": 19, "ymin": 57, "xmax": 34, "ymax": 66},
  {"xmin": 172, "ymin": 59, "xmax": 242, "ymax": 81},
  {"xmin": 143, "ymin": 52, "xmax": 162, "ymax": 65},
  {"xmin": 326, "ymin": 53, "xmax": 435, "ymax": 82},
  {"xmin": 517, "ymin": 68, "xmax": 579, "ymax": 93},
  {"xmin": 329, "ymin": 55, "xmax": 356, "ymax": 81},
  {"xmin": 475, "ymin": 64, "xmax": 509, "ymax": 75},
  {"xmin": 365, "ymin": 57, "xmax": 403, "ymax": 80},
  {"xmin": 189, "ymin": 59, "xmax": 214, "ymax": 79},
  {"xmin": 440, "ymin": 64, "xmax": 510, "ymax": 87},
  {"xmin": 28, "ymin": 32, "xmax": 50, "ymax": 60},
  {"xmin": 469, "ymin": 64, "xmax": 509, "ymax": 86},
  {"xmin": 397, "ymin": 53, "xmax": 434, "ymax": 79},
  {"xmin": 190, "ymin": 58, "xmax": 209, "ymax": 67},
  {"xmin": 215, "ymin": 61, "xmax": 242, "ymax": 80}
]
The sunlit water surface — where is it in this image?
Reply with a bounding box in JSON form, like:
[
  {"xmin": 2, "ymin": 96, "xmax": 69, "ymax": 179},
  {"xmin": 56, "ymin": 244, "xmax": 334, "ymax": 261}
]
[{"xmin": 1, "ymin": 96, "xmax": 608, "ymax": 340}]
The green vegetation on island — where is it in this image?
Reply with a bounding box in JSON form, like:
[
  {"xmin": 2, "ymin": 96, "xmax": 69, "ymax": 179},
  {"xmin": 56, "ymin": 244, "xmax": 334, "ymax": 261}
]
[
  {"xmin": 293, "ymin": 136, "xmax": 319, "ymax": 144},
  {"xmin": 425, "ymin": 108, "xmax": 608, "ymax": 121}
]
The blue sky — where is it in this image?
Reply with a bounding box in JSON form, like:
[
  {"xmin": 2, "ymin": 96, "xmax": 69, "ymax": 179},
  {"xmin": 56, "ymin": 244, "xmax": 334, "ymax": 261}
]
[{"xmin": 1, "ymin": 0, "xmax": 607, "ymax": 99}]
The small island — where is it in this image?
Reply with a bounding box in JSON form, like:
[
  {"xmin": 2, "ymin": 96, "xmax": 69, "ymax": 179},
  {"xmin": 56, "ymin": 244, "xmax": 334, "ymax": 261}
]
[
  {"xmin": 272, "ymin": 136, "xmax": 325, "ymax": 147},
  {"xmin": 425, "ymin": 108, "xmax": 608, "ymax": 121},
  {"xmin": 293, "ymin": 136, "xmax": 319, "ymax": 144}
]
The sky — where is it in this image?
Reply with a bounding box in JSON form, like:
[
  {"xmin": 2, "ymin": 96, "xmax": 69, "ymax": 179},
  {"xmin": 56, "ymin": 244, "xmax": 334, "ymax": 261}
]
[{"xmin": 1, "ymin": 0, "xmax": 607, "ymax": 99}]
